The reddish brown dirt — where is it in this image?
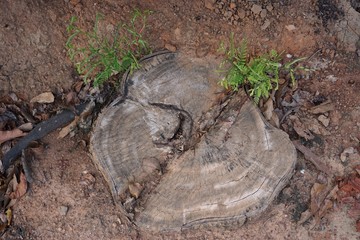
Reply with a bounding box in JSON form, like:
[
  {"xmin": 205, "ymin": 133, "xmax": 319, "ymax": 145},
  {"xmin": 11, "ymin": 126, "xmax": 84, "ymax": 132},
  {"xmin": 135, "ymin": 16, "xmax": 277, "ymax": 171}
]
[{"xmin": 1, "ymin": 0, "xmax": 360, "ymax": 239}]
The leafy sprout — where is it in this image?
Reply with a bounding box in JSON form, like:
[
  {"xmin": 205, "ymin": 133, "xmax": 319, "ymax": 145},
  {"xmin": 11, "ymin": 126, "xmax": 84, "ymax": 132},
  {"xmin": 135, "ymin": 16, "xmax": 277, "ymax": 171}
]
[
  {"xmin": 66, "ymin": 10, "xmax": 152, "ymax": 87},
  {"xmin": 219, "ymin": 33, "xmax": 309, "ymax": 103}
]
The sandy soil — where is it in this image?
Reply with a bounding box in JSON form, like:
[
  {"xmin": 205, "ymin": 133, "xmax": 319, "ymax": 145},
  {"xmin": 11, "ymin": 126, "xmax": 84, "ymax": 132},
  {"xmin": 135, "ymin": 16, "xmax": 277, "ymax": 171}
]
[{"xmin": 1, "ymin": 0, "xmax": 360, "ymax": 239}]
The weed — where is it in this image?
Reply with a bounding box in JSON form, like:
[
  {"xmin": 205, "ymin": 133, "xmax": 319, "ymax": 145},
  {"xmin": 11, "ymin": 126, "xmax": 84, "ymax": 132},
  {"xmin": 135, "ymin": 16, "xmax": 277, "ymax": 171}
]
[
  {"xmin": 219, "ymin": 33, "xmax": 308, "ymax": 103},
  {"xmin": 66, "ymin": 10, "xmax": 152, "ymax": 87}
]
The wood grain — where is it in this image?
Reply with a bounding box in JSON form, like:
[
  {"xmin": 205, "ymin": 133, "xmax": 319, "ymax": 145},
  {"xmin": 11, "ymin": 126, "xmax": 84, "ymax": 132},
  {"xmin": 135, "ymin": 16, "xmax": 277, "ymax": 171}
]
[{"xmin": 90, "ymin": 52, "xmax": 296, "ymax": 231}]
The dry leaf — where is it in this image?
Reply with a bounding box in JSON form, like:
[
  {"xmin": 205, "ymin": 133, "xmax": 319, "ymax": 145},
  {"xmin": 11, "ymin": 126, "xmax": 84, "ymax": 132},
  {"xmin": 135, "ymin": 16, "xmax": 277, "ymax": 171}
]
[
  {"xmin": 262, "ymin": 98, "xmax": 273, "ymax": 121},
  {"xmin": 0, "ymin": 129, "xmax": 26, "ymax": 144},
  {"xmin": 5, "ymin": 209, "xmax": 12, "ymax": 226},
  {"xmin": 309, "ymin": 100, "xmax": 335, "ymax": 114},
  {"xmin": 310, "ymin": 183, "xmax": 327, "ymax": 214},
  {"xmin": 9, "ymin": 172, "xmax": 27, "ymax": 199},
  {"xmin": 58, "ymin": 116, "xmax": 79, "ymax": 139},
  {"xmin": 300, "ymin": 183, "xmax": 336, "ymax": 226},
  {"xmin": 355, "ymin": 165, "xmax": 360, "ymax": 175},
  {"xmin": 30, "ymin": 92, "xmax": 54, "ymax": 103},
  {"xmin": 73, "ymin": 81, "xmax": 84, "ymax": 93},
  {"xmin": 290, "ymin": 115, "xmax": 314, "ymax": 140},
  {"xmin": 128, "ymin": 182, "xmax": 143, "ymax": 199},
  {"xmin": 270, "ymin": 111, "xmax": 280, "ymax": 128},
  {"xmin": 0, "ymin": 212, "xmax": 7, "ymax": 232},
  {"xmin": 65, "ymin": 91, "xmax": 78, "ymax": 105}
]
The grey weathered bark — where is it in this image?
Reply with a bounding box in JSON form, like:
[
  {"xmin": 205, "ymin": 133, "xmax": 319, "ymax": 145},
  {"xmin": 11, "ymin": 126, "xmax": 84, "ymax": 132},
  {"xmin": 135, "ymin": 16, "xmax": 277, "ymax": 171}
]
[{"xmin": 90, "ymin": 51, "xmax": 296, "ymax": 231}]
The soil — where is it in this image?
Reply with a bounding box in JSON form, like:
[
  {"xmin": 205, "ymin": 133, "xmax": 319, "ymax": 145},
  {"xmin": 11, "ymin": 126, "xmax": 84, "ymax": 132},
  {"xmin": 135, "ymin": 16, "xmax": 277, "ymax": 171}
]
[{"xmin": 1, "ymin": 0, "xmax": 360, "ymax": 239}]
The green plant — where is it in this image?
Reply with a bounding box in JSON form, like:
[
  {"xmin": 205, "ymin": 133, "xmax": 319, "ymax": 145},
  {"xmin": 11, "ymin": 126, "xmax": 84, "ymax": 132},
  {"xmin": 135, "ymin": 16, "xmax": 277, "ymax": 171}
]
[
  {"xmin": 66, "ymin": 10, "xmax": 152, "ymax": 87},
  {"xmin": 219, "ymin": 33, "xmax": 307, "ymax": 103}
]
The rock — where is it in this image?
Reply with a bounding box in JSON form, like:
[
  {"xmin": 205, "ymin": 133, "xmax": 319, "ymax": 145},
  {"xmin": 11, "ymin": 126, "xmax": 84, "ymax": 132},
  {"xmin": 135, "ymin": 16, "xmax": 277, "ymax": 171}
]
[
  {"xmin": 230, "ymin": 3, "xmax": 236, "ymax": 9},
  {"xmin": 285, "ymin": 25, "xmax": 296, "ymax": 31},
  {"xmin": 326, "ymin": 75, "xmax": 338, "ymax": 82},
  {"xmin": 266, "ymin": 4, "xmax": 274, "ymax": 12},
  {"xmin": 59, "ymin": 206, "xmax": 69, "ymax": 216},
  {"xmin": 251, "ymin": 4, "xmax": 262, "ymax": 15},
  {"xmin": 261, "ymin": 19, "xmax": 271, "ymax": 30},
  {"xmin": 260, "ymin": 9, "xmax": 267, "ymax": 18},
  {"xmin": 164, "ymin": 43, "xmax": 177, "ymax": 52},
  {"xmin": 340, "ymin": 147, "xmax": 356, "ymax": 162},
  {"xmin": 18, "ymin": 123, "xmax": 33, "ymax": 132},
  {"xmin": 237, "ymin": 9, "xmax": 246, "ymax": 19},
  {"xmin": 318, "ymin": 115, "xmax": 330, "ymax": 127},
  {"xmin": 174, "ymin": 27, "xmax": 181, "ymax": 40},
  {"xmin": 30, "ymin": 92, "xmax": 54, "ymax": 103}
]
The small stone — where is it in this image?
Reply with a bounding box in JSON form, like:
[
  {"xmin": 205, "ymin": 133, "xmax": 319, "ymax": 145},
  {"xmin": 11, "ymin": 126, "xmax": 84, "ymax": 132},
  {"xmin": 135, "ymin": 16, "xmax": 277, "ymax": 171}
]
[
  {"xmin": 318, "ymin": 115, "xmax": 330, "ymax": 127},
  {"xmin": 18, "ymin": 122, "xmax": 34, "ymax": 132},
  {"xmin": 285, "ymin": 25, "xmax": 296, "ymax": 31},
  {"xmin": 251, "ymin": 4, "xmax": 262, "ymax": 15},
  {"xmin": 237, "ymin": 9, "xmax": 246, "ymax": 19},
  {"xmin": 230, "ymin": 3, "xmax": 236, "ymax": 9},
  {"xmin": 165, "ymin": 43, "xmax": 177, "ymax": 52},
  {"xmin": 260, "ymin": 9, "xmax": 267, "ymax": 18},
  {"xmin": 261, "ymin": 19, "xmax": 271, "ymax": 30},
  {"xmin": 266, "ymin": 4, "xmax": 274, "ymax": 12},
  {"xmin": 59, "ymin": 206, "xmax": 69, "ymax": 216},
  {"xmin": 340, "ymin": 147, "xmax": 355, "ymax": 162},
  {"xmin": 174, "ymin": 28, "xmax": 181, "ymax": 40}
]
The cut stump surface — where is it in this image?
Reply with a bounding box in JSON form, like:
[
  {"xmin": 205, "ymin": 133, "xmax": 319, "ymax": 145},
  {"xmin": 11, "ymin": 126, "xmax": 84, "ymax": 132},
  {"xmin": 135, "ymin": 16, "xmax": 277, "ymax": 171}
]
[{"xmin": 90, "ymin": 51, "xmax": 296, "ymax": 231}]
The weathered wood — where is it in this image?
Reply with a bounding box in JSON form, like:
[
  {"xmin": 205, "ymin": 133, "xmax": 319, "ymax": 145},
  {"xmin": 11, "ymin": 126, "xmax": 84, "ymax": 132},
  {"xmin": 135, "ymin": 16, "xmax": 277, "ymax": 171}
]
[
  {"xmin": 90, "ymin": 51, "xmax": 296, "ymax": 231},
  {"xmin": 138, "ymin": 99, "xmax": 296, "ymax": 230}
]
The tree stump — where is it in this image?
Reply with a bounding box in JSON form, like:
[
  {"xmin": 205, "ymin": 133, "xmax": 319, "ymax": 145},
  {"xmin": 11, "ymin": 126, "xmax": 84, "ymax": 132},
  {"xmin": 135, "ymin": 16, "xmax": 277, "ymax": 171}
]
[{"xmin": 90, "ymin": 51, "xmax": 296, "ymax": 231}]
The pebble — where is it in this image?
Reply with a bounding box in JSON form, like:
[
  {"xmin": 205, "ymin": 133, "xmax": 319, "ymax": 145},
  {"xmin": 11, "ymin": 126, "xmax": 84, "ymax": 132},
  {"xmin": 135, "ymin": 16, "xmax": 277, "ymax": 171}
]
[
  {"xmin": 266, "ymin": 4, "xmax": 274, "ymax": 12},
  {"xmin": 59, "ymin": 206, "xmax": 69, "ymax": 216},
  {"xmin": 285, "ymin": 25, "xmax": 296, "ymax": 31},
  {"xmin": 237, "ymin": 9, "xmax": 246, "ymax": 19},
  {"xmin": 18, "ymin": 122, "xmax": 34, "ymax": 132},
  {"xmin": 260, "ymin": 9, "xmax": 267, "ymax": 19},
  {"xmin": 340, "ymin": 147, "xmax": 356, "ymax": 162},
  {"xmin": 261, "ymin": 19, "xmax": 271, "ymax": 30},
  {"xmin": 251, "ymin": 4, "xmax": 263, "ymax": 15},
  {"xmin": 318, "ymin": 115, "xmax": 330, "ymax": 127}
]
